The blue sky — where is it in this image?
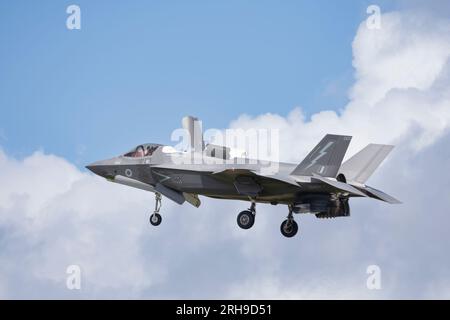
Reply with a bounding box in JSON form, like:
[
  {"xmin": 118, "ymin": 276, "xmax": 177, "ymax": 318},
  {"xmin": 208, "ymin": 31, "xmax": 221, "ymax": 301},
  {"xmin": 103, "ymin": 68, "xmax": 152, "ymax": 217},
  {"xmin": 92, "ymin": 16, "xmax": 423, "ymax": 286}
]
[{"xmin": 0, "ymin": 0, "xmax": 396, "ymax": 165}]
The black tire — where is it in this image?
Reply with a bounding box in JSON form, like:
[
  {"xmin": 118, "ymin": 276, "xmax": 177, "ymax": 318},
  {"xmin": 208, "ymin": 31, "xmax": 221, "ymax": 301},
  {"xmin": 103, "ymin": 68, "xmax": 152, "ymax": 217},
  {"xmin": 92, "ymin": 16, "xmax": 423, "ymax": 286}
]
[
  {"xmin": 237, "ymin": 210, "xmax": 255, "ymax": 229},
  {"xmin": 150, "ymin": 213, "xmax": 162, "ymax": 226},
  {"xmin": 280, "ymin": 219, "xmax": 298, "ymax": 238}
]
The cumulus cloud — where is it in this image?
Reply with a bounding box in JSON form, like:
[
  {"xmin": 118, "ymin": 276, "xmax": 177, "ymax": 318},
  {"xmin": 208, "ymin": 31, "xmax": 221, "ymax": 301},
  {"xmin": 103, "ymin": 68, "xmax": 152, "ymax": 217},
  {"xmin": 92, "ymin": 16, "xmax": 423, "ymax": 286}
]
[
  {"xmin": 0, "ymin": 150, "xmax": 168, "ymax": 298},
  {"xmin": 230, "ymin": 11, "xmax": 450, "ymax": 160},
  {"xmin": 222, "ymin": 9, "xmax": 450, "ymax": 299},
  {"xmin": 1, "ymin": 8, "xmax": 450, "ymax": 299}
]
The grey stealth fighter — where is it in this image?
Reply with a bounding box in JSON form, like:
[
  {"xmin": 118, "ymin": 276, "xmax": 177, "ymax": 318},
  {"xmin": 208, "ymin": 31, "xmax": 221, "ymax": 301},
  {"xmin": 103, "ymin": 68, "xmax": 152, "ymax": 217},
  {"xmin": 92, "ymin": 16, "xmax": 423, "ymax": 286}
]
[{"xmin": 86, "ymin": 116, "xmax": 400, "ymax": 238}]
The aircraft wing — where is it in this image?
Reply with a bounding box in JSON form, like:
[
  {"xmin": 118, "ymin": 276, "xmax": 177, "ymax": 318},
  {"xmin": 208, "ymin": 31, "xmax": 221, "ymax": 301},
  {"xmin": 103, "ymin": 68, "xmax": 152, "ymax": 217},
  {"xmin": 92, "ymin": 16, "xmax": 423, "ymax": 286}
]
[
  {"xmin": 213, "ymin": 169, "xmax": 300, "ymax": 187},
  {"xmin": 212, "ymin": 168, "xmax": 300, "ymax": 197}
]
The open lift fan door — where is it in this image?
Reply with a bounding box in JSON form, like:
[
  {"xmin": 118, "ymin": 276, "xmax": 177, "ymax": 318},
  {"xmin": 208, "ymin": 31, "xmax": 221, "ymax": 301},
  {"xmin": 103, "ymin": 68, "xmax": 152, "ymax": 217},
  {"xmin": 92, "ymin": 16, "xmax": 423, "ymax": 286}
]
[{"xmin": 233, "ymin": 176, "xmax": 262, "ymax": 197}]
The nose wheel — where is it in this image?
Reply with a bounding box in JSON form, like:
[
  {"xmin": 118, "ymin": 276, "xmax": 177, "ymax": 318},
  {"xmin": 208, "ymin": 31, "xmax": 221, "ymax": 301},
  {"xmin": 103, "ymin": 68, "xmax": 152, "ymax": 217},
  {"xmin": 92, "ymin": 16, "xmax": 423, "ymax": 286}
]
[
  {"xmin": 149, "ymin": 193, "xmax": 162, "ymax": 226},
  {"xmin": 280, "ymin": 205, "xmax": 298, "ymax": 238},
  {"xmin": 150, "ymin": 213, "xmax": 162, "ymax": 226},
  {"xmin": 237, "ymin": 202, "xmax": 256, "ymax": 229}
]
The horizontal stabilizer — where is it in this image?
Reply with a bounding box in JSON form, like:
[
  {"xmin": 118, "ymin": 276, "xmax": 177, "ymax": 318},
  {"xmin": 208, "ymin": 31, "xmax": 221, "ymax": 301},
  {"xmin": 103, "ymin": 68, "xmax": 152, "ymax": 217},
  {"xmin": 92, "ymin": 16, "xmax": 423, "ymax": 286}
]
[
  {"xmin": 311, "ymin": 175, "xmax": 367, "ymax": 197},
  {"xmin": 340, "ymin": 144, "xmax": 394, "ymax": 183},
  {"xmin": 357, "ymin": 185, "xmax": 402, "ymax": 204},
  {"xmin": 291, "ymin": 134, "xmax": 352, "ymax": 177}
]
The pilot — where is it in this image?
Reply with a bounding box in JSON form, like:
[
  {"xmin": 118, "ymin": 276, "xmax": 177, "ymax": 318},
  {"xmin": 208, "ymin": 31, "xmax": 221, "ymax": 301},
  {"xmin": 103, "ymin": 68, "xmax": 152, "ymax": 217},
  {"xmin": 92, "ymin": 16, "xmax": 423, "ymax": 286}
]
[{"xmin": 145, "ymin": 146, "xmax": 153, "ymax": 157}]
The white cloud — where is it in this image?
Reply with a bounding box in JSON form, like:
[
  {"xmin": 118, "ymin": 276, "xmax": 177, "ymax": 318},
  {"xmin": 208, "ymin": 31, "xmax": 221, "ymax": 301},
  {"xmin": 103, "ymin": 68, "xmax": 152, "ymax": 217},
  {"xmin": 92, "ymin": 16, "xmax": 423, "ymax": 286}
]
[
  {"xmin": 219, "ymin": 9, "xmax": 450, "ymax": 299},
  {"xmin": 230, "ymin": 11, "xmax": 450, "ymax": 160},
  {"xmin": 226, "ymin": 276, "xmax": 387, "ymax": 300},
  {"xmin": 0, "ymin": 150, "xmax": 167, "ymax": 298}
]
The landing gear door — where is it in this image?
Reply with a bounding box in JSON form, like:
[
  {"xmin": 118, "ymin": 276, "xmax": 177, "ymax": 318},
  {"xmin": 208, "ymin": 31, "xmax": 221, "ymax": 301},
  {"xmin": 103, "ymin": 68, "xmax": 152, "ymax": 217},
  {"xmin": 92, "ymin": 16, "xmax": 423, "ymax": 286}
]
[{"xmin": 233, "ymin": 176, "xmax": 262, "ymax": 197}]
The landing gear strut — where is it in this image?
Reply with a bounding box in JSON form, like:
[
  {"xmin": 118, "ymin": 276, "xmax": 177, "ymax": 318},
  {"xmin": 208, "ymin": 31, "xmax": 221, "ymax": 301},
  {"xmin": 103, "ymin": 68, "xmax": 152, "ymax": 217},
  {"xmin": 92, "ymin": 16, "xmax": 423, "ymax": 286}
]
[
  {"xmin": 237, "ymin": 201, "xmax": 256, "ymax": 230},
  {"xmin": 149, "ymin": 192, "xmax": 162, "ymax": 226},
  {"xmin": 280, "ymin": 205, "xmax": 298, "ymax": 238}
]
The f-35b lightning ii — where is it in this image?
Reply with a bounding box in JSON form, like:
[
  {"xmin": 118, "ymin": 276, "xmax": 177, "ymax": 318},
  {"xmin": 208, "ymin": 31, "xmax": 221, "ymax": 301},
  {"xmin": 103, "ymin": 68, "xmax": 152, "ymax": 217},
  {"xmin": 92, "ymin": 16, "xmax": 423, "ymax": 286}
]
[{"xmin": 86, "ymin": 116, "xmax": 400, "ymax": 238}]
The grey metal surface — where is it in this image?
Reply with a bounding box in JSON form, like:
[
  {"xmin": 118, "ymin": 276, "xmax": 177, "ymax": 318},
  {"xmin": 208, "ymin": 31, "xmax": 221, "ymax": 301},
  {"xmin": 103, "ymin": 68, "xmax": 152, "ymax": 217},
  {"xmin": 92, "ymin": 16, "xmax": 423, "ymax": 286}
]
[
  {"xmin": 340, "ymin": 144, "xmax": 394, "ymax": 183},
  {"xmin": 182, "ymin": 116, "xmax": 204, "ymax": 153},
  {"xmin": 356, "ymin": 184, "xmax": 402, "ymax": 204},
  {"xmin": 311, "ymin": 175, "xmax": 368, "ymax": 197},
  {"xmin": 155, "ymin": 182, "xmax": 185, "ymax": 205},
  {"xmin": 290, "ymin": 134, "xmax": 352, "ymax": 178}
]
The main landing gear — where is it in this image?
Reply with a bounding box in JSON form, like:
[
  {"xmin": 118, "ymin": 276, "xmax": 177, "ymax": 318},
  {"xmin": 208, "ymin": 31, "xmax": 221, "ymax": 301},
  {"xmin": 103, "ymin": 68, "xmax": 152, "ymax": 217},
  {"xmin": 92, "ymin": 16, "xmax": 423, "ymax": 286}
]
[
  {"xmin": 280, "ymin": 205, "xmax": 298, "ymax": 238},
  {"xmin": 237, "ymin": 202, "xmax": 256, "ymax": 229},
  {"xmin": 149, "ymin": 192, "xmax": 162, "ymax": 226},
  {"xmin": 236, "ymin": 203, "xmax": 299, "ymax": 238}
]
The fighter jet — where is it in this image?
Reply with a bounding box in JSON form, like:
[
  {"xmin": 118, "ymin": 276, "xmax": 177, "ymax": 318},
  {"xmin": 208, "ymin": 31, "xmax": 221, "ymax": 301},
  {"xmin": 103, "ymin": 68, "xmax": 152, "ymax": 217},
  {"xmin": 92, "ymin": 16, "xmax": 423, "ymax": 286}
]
[{"xmin": 86, "ymin": 116, "xmax": 400, "ymax": 238}]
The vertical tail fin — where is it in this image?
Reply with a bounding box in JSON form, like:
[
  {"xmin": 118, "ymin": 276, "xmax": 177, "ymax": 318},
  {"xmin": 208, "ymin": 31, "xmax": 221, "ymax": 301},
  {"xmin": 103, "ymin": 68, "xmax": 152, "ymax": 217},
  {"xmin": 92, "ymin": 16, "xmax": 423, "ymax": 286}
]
[
  {"xmin": 291, "ymin": 134, "xmax": 352, "ymax": 177},
  {"xmin": 339, "ymin": 144, "xmax": 394, "ymax": 184}
]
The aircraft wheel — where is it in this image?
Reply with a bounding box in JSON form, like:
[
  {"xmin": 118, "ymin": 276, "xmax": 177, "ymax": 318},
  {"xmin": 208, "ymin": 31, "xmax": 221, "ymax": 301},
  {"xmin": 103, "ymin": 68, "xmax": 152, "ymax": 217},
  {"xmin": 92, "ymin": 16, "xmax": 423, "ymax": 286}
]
[
  {"xmin": 150, "ymin": 213, "xmax": 162, "ymax": 226},
  {"xmin": 280, "ymin": 219, "xmax": 298, "ymax": 238},
  {"xmin": 237, "ymin": 210, "xmax": 255, "ymax": 229}
]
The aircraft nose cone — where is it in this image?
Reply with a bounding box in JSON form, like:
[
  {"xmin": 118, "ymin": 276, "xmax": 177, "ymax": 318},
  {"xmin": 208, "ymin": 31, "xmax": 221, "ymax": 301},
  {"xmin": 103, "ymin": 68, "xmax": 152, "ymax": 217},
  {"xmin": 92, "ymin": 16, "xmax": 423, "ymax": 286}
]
[
  {"xmin": 85, "ymin": 163, "xmax": 101, "ymax": 176},
  {"xmin": 86, "ymin": 158, "xmax": 118, "ymax": 179},
  {"xmin": 85, "ymin": 160, "xmax": 111, "ymax": 178},
  {"xmin": 85, "ymin": 164, "xmax": 96, "ymax": 173}
]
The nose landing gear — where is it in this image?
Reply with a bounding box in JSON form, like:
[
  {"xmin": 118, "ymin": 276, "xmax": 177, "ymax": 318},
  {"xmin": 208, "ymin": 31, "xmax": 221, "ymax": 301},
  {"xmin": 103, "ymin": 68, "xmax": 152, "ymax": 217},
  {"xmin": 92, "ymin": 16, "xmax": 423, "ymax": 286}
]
[{"xmin": 149, "ymin": 193, "xmax": 162, "ymax": 226}]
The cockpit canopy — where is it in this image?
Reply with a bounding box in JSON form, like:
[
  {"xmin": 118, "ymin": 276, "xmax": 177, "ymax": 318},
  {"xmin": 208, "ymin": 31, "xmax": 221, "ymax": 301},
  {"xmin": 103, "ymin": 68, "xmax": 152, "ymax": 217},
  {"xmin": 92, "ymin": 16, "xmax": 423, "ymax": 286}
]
[{"xmin": 123, "ymin": 143, "xmax": 163, "ymax": 158}]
